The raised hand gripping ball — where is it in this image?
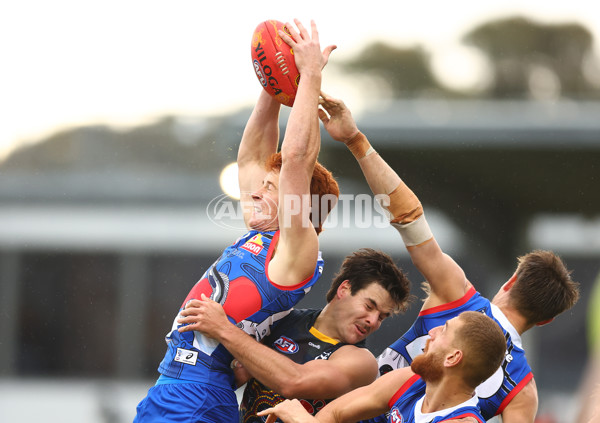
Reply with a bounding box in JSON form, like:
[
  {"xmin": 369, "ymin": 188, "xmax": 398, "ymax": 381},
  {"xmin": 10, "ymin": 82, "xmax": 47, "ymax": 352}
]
[{"xmin": 251, "ymin": 20, "xmax": 300, "ymax": 107}]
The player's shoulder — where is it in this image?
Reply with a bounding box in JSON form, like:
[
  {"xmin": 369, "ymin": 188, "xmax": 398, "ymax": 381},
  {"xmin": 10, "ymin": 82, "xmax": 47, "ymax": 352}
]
[
  {"xmin": 285, "ymin": 308, "xmax": 318, "ymax": 318},
  {"xmin": 332, "ymin": 343, "xmax": 376, "ymax": 361},
  {"xmin": 329, "ymin": 344, "xmax": 378, "ymax": 376},
  {"xmin": 500, "ymin": 376, "xmax": 538, "ymax": 421},
  {"xmin": 512, "ymin": 376, "xmax": 538, "ymax": 402}
]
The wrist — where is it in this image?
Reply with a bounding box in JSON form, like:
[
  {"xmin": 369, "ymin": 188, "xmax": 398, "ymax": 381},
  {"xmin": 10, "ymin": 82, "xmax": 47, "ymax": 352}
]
[
  {"xmin": 346, "ymin": 131, "xmax": 375, "ymax": 159},
  {"xmin": 217, "ymin": 320, "xmax": 241, "ymax": 343}
]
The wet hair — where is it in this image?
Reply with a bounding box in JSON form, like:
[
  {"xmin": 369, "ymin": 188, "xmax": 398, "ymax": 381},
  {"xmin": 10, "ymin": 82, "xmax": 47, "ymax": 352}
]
[
  {"xmin": 326, "ymin": 248, "xmax": 413, "ymax": 313},
  {"xmin": 510, "ymin": 250, "xmax": 579, "ymax": 325},
  {"xmin": 265, "ymin": 152, "xmax": 339, "ymax": 235},
  {"xmin": 454, "ymin": 311, "xmax": 506, "ymax": 388}
]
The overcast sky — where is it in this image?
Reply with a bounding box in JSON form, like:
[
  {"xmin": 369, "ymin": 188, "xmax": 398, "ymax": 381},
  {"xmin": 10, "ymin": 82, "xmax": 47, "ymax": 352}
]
[{"xmin": 1, "ymin": 0, "xmax": 598, "ymax": 160}]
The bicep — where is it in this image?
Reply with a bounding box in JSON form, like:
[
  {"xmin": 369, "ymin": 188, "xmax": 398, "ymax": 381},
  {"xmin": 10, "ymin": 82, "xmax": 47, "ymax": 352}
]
[
  {"xmin": 407, "ymin": 238, "xmax": 470, "ymax": 305},
  {"xmin": 238, "ymin": 163, "xmax": 267, "ymax": 227},
  {"xmin": 238, "ymin": 162, "xmax": 266, "ymax": 199},
  {"xmin": 269, "ymin": 161, "xmax": 320, "ymax": 286},
  {"xmin": 293, "ymin": 347, "xmax": 378, "ymax": 399},
  {"xmin": 500, "ymin": 378, "xmax": 538, "ymax": 423}
]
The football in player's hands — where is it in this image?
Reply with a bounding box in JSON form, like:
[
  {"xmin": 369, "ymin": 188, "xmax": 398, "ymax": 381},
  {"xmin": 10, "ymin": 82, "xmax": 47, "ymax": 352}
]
[{"xmin": 251, "ymin": 20, "xmax": 300, "ymax": 107}]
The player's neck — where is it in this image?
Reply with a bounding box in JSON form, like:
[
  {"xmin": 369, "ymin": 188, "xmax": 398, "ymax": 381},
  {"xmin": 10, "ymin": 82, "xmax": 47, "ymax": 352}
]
[
  {"xmin": 421, "ymin": 378, "xmax": 474, "ymax": 413},
  {"xmin": 313, "ymin": 304, "xmax": 341, "ymax": 342},
  {"xmin": 491, "ymin": 293, "xmax": 531, "ymax": 335}
]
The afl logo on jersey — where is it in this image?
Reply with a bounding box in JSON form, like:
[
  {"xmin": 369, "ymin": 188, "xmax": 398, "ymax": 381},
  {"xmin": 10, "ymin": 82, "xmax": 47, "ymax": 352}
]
[
  {"xmin": 274, "ymin": 336, "xmax": 299, "ymax": 354},
  {"xmin": 241, "ymin": 234, "xmax": 265, "ymax": 255},
  {"xmin": 389, "ymin": 408, "xmax": 403, "ymax": 423}
]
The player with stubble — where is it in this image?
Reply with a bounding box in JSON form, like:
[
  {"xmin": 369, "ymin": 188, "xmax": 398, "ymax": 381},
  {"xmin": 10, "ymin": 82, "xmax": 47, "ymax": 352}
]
[
  {"xmin": 316, "ymin": 92, "xmax": 580, "ymax": 423},
  {"xmin": 257, "ymin": 310, "xmax": 508, "ymax": 423}
]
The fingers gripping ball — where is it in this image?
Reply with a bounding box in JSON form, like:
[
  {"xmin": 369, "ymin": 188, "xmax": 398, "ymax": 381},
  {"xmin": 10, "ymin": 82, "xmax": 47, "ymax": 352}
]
[{"xmin": 251, "ymin": 20, "xmax": 300, "ymax": 107}]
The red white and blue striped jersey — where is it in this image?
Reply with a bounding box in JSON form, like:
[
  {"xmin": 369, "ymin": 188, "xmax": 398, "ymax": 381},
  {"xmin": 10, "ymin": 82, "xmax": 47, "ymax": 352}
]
[
  {"xmin": 387, "ymin": 374, "xmax": 484, "ymax": 423},
  {"xmin": 375, "ymin": 288, "xmax": 532, "ymax": 421},
  {"xmin": 158, "ymin": 230, "xmax": 324, "ymax": 389}
]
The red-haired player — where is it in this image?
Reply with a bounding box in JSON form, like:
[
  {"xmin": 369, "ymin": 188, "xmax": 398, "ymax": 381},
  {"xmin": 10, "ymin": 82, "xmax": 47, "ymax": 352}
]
[{"xmin": 134, "ymin": 20, "xmax": 337, "ymax": 423}]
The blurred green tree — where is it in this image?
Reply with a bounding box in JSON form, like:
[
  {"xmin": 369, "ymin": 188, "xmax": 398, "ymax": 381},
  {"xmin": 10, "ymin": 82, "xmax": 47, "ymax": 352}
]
[
  {"xmin": 463, "ymin": 16, "xmax": 598, "ymax": 98},
  {"xmin": 340, "ymin": 42, "xmax": 448, "ymax": 97},
  {"xmin": 338, "ymin": 15, "xmax": 599, "ymax": 99}
]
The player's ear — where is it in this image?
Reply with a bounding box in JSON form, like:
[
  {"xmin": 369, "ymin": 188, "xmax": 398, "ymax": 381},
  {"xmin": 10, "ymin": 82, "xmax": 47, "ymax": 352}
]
[
  {"xmin": 502, "ymin": 273, "xmax": 518, "ymax": 291},
  {"xmin": 535, "ymin": 318, "xmax": 554, "ymax": 326},
  {"xmin": 337, "ymin": 280, "xmax": 351, "ymax": 298},
  {"xmin": 444, "ymin": 349, "xmax": 463, "ymax": 368}
]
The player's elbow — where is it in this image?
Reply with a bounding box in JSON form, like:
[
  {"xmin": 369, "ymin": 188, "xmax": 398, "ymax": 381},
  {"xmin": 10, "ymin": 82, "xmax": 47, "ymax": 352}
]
[
  {"xmin": 281, "ymin": 146, "xmax": 314, "ymax": 166},
  {"xmin": 276, "ymin": 378, "xmax": 309, "ymax": 399},
  {"xmin": 281, "ymin": 133, "xmax": 319, "ymax": 164}
]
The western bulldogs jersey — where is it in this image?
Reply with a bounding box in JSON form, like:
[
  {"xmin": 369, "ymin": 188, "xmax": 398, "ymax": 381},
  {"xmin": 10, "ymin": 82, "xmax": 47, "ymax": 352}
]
[
  {"xmin": 240, "ymin": 309, "xmax": 365, "ymax": 423},
  {"xmin": 158, "ymin": 230, "xmax": 324, "ymax": 390},
  {"xmin": 375, "ymin": 287, "xmax": 532, "ymax": 421},
  {"xmin": 387, "ymin": 374, "xmax": 484, "ymax": 423}
]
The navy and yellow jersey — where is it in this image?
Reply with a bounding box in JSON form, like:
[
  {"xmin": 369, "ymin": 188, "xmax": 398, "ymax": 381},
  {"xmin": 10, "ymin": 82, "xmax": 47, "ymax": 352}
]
[
  {"xmin": 373, "ymin": 288, "xmax": 532, "ymax": 421},
  {"xmin": 240, "ymin": 309, "xmax": 366, "ymax": 423},
  {"xmin": 158, "ymin": 230, "xmax": 324, "ymax": 390},
  {"xmin": 387, "ymin": 374, "xmax": 484, "ymax": 423}
]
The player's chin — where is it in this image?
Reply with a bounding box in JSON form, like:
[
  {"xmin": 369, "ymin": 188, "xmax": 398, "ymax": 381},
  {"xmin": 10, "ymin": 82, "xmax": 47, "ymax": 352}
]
[
  {"xmin": 351, "ymin": 326, "xmax": 368, "ymax": 343},
  {"xmin": 249, "ymin": 217, "xmax": 278, "ymax": 231}
]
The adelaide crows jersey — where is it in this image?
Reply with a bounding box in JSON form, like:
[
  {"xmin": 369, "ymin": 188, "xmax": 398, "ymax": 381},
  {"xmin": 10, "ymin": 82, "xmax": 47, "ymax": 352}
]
[{"xmin": 240, "ymin": 309, "xmax": 365, "ymax": 422}]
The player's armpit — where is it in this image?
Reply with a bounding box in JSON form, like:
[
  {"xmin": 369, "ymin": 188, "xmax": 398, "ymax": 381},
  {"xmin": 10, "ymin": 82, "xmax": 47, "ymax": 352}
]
[{"xmin": 500, "ymin": 377, "xmax": 538, "ymax": 423}]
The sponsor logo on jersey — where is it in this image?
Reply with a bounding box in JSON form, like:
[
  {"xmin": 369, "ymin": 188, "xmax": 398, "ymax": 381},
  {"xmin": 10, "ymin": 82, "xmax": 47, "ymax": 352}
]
[
  {"xmin": 389, "ymin": 408, "xmax": 403, "ymax": 423},
  {"xmin": 315, "ymin": 350, "xmax": 334, "ymax": 360},
  {"xmin": 274, "ymin": 336, "xmax": 299, "ymax": 354},
  {"xmin": 240, "ymin": 234, "xmax": 265, "ymax": 255},
  {"xmin": 174, "ymin": 347, "xmax": 198, "ymax": 366},
  {"xmin": 308, "ymin": 342, "xmax": 321, "ymax": 349}
]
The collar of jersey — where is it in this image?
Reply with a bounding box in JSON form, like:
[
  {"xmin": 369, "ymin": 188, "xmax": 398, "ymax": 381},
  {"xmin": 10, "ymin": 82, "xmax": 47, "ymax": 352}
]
[
  {"xmin": 490, "ymin": 303, "xmax": 523, "ymax": 348},
  {"xmin": 309, "ymin": 326, "xmax": 339, "ymax": 345}
]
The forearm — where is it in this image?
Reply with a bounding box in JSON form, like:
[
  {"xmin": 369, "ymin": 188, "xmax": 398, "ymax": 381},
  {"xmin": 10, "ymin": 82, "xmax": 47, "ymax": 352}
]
[
  {"xmin": 315, "ymin": 385, "xmax": 388, "ymax": 423},
  {"xmin": 218, "ymin": 323, "xmax": 303, "ymax": 394},
  {"xmin": 281, "ymin": 71, "xmax": 322, "ymax": 164},
  {"xmin": 238, "ymin": 90, "xmax": 281, "ymax": 166},
  {"xmin": 352, "ymin": 134, "xmax": 401, "ymax": 196},
  {"xmin": 345, "ymin": 134, "xmax": 423, "ymax": 227},
  {"xmin": 346, "ymin": 132, "xmax": 471, "ymax": 302}
]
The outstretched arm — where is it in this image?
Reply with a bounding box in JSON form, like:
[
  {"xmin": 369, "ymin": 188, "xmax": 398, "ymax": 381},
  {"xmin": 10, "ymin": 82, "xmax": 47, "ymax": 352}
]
[
  {"xmin": 268, "ymin": 20, "xmax": 336, "ymax": 286},
  {"xmin": 178, "ymin": 296, "xmax": 377, "ymax": 399},
  {"xmin": 238, "ymin": 90, "xmax": 282, "ymax": 226},
  {"xmin": 319, "ymin": 93, "xmax": 470, "ymax": 306}
]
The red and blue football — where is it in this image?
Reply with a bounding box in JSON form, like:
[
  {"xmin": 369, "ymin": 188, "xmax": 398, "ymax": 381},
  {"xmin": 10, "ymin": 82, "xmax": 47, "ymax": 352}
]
[{"xmin": 251, "ymin": 20, "xmax": 300, "ymax": 107}]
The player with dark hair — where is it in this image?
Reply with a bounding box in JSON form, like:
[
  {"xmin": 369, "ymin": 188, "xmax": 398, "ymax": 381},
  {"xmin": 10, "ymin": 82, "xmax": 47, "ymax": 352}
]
[
  {"xmin": 178, "ymin": 248, "xmax": 413, "ymax": 422},
  {"xmin": 317, "ymin": 93, "xmax": 580, "ymax": 423},
  {"xmin": 133, "ymin": 20, "xmax": 338, "ymax": 423},
  {"xmin": 257, "ymin": 311, "xmax": 507, "ymax": 423}
]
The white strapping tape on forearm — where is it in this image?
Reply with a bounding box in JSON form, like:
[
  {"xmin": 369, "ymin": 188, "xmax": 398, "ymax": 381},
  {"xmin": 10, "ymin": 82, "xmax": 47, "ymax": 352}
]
[
  {"xmin": 391, "ymin": 214, "xmax": 433, "ymax": 247},
  {"xmin": 363, "ymin": 146, "xmax": 376, "ymax": 157}
]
